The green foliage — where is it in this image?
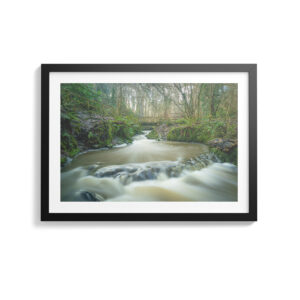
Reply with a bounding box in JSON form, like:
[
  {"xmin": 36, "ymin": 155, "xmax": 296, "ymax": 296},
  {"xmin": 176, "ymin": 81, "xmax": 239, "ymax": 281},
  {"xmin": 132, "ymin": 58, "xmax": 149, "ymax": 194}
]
[
  {"xmin": 60, "ymin": 83, "xmax": 237, "ymax": 167},
  {"xmin": 61, "ymin": 111, "xmax": 80, "ymax": 122},
  {"xmin": 61, "ymin": 157, "xmax": 67, "ymax": 165},
  {"xmin": 209, "ymin": 120, "xmax": 227, "ymax": 137},
  {"xmin": 61, "ymin": 131, "xmax": 79, "ymax": 157},
  {"xmin": 88, "ymin": 131, "xmax": 94, "ymax": 139},
  {"xmin": 210, "ymin": 147, "xmax": 237, "ymax": 165},
  {"xmin": 69, "ymin": 148, "xmax": 80, "ymax": 157},
  {"xmin": 175, "ymin": 118, "xmax": 188, "ymax": 125},
  {"xmin": 85, "ymin": 122, "xmax": 112, "ymax": 148},
  {"xmin": 184, "ymin": 118, "xmax": 197, "ymax": 126},
  {"xmin": 167, "ymin": 122, "xmax": 224, "ymax": 144},
  {"xmin": 61, "ymin": 83, "xmax": 102, "ymax": 113},
  {"xmin": 226, "ymin": 122, "xmax": 238, "ymax": 139},
  {"xmin": 164, "ymin": 119, "xmax": 174, "ymax": 126},
  {"xmin": 166, "ymin": 120, "xmax": 230, "ymax": 144},
  {"xmin": 167, "ymin": 126, "xmax": 206, "ymax": 143},
  {"xmin": 82, "ymin": 119, "xmax": 141, "ymax": 151},
  {"xmin": 146, "ymin": 129, "xmax": 159, "ymax": 140}
]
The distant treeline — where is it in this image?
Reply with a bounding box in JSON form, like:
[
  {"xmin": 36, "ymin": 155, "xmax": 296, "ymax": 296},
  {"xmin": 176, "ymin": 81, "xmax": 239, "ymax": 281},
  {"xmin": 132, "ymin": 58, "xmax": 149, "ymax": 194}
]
[{"xmin": 61, "ymin": 83, "xmax": 237, "ymax": 122}]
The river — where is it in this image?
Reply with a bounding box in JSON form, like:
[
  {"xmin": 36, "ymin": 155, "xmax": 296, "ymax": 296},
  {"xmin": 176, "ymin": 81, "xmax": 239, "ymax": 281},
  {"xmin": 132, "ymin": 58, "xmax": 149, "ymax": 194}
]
[{"xmin": 61, "ymin": 131, "xmax": 237, "ymax": 202}]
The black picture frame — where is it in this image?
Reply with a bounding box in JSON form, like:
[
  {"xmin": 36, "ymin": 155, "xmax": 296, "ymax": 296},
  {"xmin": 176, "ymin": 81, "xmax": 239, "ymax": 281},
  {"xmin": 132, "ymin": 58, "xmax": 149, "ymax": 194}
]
[{"xmin": 41, "ymin": 64, "xmax": 257, "ymax": 221}]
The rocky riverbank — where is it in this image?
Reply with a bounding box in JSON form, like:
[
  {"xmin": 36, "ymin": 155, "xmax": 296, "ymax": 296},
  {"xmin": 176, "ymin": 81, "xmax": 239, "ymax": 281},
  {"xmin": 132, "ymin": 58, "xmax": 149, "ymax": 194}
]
[
  {"xmin": 61, "ymin": 112, "xmax": 141, "ymax": 166},
  {"xmin": 146, "ymin": 122, "xmax": 238, "ymax": 165}
]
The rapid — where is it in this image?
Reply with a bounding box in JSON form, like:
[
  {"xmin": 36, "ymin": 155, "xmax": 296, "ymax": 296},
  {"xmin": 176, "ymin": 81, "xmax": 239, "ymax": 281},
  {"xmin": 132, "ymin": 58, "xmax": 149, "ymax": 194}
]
[{"xmin": 61, "ymin": 131, "xmax": 237, "ymax": 202}]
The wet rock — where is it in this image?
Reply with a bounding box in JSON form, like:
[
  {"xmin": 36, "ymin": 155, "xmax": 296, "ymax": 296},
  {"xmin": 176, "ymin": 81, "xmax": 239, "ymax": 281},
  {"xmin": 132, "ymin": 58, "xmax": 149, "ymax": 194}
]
[
  {"xmin": 112, "ymin": 137, "xmax": 122, "ymax": 144},
  {"xmin": 96, "ymin": 170, "xmax": 116, "ymax": 177},
  {"xmin": 117, "ymin": 173, "xmax": 130, "ymax": 185},
  {"xmin": 156, "ymin": 123, "xmax": 171, "ymax": 140},
  {"xmin": 208, "ymin": 138, "xmax": 237, "ymax": 152},
  {"xmin": 145, "ymin": 169, "xmax": 156, "ymax": 180},
  {"xmin": 92, "ymin": 159, "xmax": 222, "ymax": 185},
  {"xmin": 167, "ymin": 165, "xmax": 183, "ymax": 177},
  {"xmin": 132, "ymin": 172, "xmax": 145, "ymax": 181},
  {"xmin": 132, "ymin": 168, "xmax": 157, "ymax": 181},
  {"xmin": 207, "ymin": 139, "xmax": 237, "ymax": 164},
  {"xmin": 79, "ymin": 191, "xmax": 105, "ymax": 201},
  {"xmin": 78, "ymin": 177, "xmax": 124, "ymax": 199},
  {"xmin": 184, "ymin": 153, "xmax": 220, "ymax": 171},
  {"xmin": 87, "ymin": 164, "xmax": 100, "ymax": 171},
  {"xmin": 95, "ymin": 166, "xmax": 137, "ymax": 178}
]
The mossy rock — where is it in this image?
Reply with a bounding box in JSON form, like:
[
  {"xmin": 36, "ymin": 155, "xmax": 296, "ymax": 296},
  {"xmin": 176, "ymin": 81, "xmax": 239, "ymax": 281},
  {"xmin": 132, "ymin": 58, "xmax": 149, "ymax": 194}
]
[
  {"xmin": 167, "ymin": 122, "xmax": 228, "ymax": 144},
  {"xmin": 61, "ymin": 131, "xmax": 80, "ymax": 158},
  {"xmin": 61, "ymin": 113, "xmax": 142, "ymax": 167},
  {"xmin": 167, "ymin": 125, "xmax": 210, "ymax": 143},
  {"xmin": 146, "ymin": 129, "xmax": 159, "ymax": 139},
  {"xmin": 112, "ymin": 121, "xmax": 141, "ymax": 140},
  {"xmin": 86, "ymin": 122, "xmax": 113, "ymax": 148},
  {"xmin": 61, "ymin": 156, "xmax": 67, "ymax": 166},
  {"xmin": 174, "ymin": 118, "xmax": 188, "ymax": 125},
  {"xmin": 210, "ymin": 147, "xmax": 237, "ymax": 165}
]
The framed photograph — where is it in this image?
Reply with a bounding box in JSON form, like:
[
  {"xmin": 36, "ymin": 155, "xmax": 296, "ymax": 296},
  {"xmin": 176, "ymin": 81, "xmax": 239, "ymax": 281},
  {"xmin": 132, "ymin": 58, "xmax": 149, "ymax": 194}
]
[{"xmin": 41, "ymin": 64, "xmax": 257, "ymax": 221}]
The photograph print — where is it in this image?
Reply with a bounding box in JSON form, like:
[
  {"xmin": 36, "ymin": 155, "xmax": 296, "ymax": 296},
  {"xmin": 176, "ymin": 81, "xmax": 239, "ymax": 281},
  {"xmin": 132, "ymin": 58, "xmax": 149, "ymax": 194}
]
[{"xmin": 61, "ymin": 82, "xmax": 238, "ymax": 203}]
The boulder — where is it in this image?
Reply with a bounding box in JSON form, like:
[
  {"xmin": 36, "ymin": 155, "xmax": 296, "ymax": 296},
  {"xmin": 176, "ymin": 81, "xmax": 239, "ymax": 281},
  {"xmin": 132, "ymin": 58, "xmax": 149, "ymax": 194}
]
[
  {"xmin": 79, "ymin": 191, "xmax": 105, "ymax": 201},
  {"xmin": 208, "ymin": 138, "xmax": 237, "ymax": 152}
]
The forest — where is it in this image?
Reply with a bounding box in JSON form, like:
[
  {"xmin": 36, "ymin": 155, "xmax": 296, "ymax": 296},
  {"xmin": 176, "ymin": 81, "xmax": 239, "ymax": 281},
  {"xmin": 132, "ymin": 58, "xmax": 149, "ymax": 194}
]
[{"xmin": 61, "ymin": 83, "xmax": 238, "ymax": 166}]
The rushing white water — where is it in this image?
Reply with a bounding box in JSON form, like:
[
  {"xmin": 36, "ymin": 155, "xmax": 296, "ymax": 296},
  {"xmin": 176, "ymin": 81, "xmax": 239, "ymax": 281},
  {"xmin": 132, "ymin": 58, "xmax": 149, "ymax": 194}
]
[{"xmin": 61, "ymin": 131, "xmax": 237, "ymax": 202}]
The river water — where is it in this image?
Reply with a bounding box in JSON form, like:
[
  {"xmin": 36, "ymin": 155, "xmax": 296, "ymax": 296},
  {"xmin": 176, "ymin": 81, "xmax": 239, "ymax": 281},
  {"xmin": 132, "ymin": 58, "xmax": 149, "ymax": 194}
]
[{"xmin": 61, "ymin": 131, "xmax": 237, "ymax": 202}]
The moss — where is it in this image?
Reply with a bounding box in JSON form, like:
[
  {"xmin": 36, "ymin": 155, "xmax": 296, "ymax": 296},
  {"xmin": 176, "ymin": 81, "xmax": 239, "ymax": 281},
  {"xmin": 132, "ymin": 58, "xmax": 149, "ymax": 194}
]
[
  {"xmin": 88, "ymin": 131, "xmax": 94, "ymax": 139},
  {"xmin": 107, "ymin": 121, "xmax": 113, "ymax": 142},
  {"xmin": 111, "ymin": 121, "xmax": 141, "ymax": 141},
  {"xmin": 174, "ymin": 118, "xmax": 188, "ymax": 125},
  {"xmin": 146, "ymin": 129, "xmax": 159, "ymax": 139},
  {"xmin": 86, "ymin": 121, "xmax": 114, "ymax": 148},
  {"xmin": 167, "ymin": 121, "xmax": 228, "ymax": 144},
  {"xmin": 165, "ymin": 119, "xmax": 174, "ymax": 126},
  {"xmin": 61, "ymin": 116, "xmax": 142, "ymax": 167},
  {"xmin": 82, "ymin": 120, "xmax": 142, "ymax": 150},
  {"xmin": 61, "ymin": 157, "xmax": 67, "ymax": 165},
  {"xmin": 225, "ymin": 123, "xmax": 238, "ymax": 139},
  {"xmin": 210, "ymin": 147, "xmax": 237, "ymax": 165},
  {"xmin": 213, "ymin": 122, "xmax": 227, "ymax": 137},
  {"xmin": 61, "ymin": 131, "xmax": 79, "ymax": 158},
  {"xmin": 167, "ymin": 125, "xmax": 210, "ymax": 143},
  {"xmin": 69, "ymin": 148, "xmax": 80, "ymax": 157},
  {"xmin": 132, "ymin": 124, "xmax": 141, "ymax": 134}
]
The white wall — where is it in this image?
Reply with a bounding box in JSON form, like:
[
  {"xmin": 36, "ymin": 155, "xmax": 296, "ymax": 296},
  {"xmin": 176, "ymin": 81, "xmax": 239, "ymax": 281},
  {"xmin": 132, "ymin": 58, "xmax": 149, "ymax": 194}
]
[{"xmin": 1, "ymin": 1, "xmax": 299, "ymax": 299}]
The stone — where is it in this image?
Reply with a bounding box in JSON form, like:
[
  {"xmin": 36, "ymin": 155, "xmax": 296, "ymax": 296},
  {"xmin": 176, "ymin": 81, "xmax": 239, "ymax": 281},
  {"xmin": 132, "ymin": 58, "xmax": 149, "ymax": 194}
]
[
  {"xmin": 208, "ymin": 138, "xmax": 237, "ymax": 152},
  {"xmin": 79, "ymin": 191, "xmax": 104, "ymax": 201}
]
